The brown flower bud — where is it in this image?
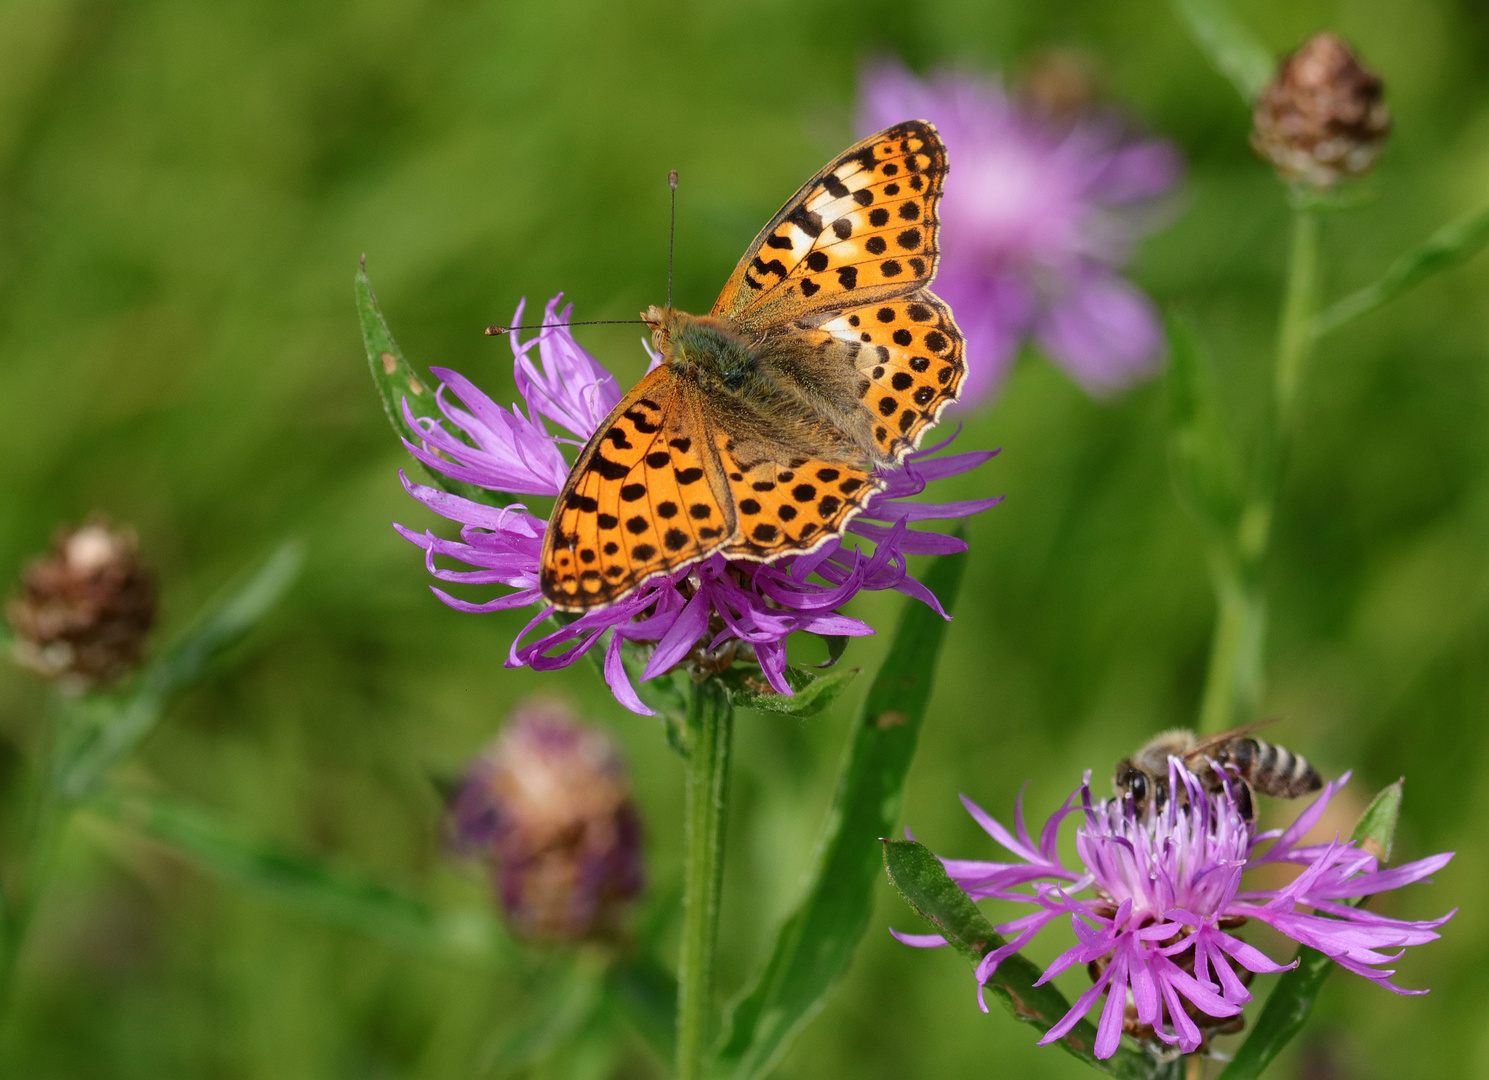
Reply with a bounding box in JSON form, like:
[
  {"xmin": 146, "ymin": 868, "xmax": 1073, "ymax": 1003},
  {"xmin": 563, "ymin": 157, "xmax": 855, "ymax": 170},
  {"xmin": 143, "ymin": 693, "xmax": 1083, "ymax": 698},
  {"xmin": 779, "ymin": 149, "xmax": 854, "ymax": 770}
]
[
  {"xmin": 6, "ymin": 522, "xmax": 157, "ymax": 688},
  {"xmin": 1252, "ymin": 33, "xmax": 1391, "ymax": 188},
  {"xmin": 451, "ymin": 698, "xmax": 643, "ymax": 942},
  {"xmin": 1019, "ymin": 48, "xmax": 1102, "ymax": 123}
]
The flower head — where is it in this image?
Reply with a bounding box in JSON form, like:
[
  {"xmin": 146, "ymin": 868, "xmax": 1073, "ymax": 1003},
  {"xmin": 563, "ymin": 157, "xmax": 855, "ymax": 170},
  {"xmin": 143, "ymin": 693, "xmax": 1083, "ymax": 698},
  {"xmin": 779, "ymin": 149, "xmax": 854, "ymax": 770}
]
[
  {"xmin": 451, "ymin": 697, "xmax": 644, "ymax": 942},
  {"xmin": 897, "ymin": 761, "xmax": 1454, "ymax": 1058},
  {"xmin": 396, "ymin": 294, "xmax": 999, "ymax": 714},
  {"xmin": 1252, "ymin": 33, "xmax": 1390, "ymax": 189},
  {"xmin": 6, "ymin": 521, "xmax": 157, "ymax": 689},
  {"xmin": 859, "ymin": 58, "xmax": 1182, "ymax": 404}
]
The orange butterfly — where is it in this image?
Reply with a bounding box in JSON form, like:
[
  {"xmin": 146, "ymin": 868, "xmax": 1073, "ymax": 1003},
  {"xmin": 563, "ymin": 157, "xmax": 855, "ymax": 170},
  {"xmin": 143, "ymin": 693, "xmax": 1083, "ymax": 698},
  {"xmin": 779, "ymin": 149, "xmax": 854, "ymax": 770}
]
[{"xmin": 542, "ymin": 121, "xmax": 965, "ymax": 611}]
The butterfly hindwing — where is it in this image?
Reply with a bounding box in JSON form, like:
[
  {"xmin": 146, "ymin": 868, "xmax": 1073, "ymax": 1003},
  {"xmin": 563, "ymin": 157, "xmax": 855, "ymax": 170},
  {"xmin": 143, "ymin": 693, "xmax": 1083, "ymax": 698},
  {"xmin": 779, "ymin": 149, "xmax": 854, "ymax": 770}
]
[
  {"xmin": 712, "ymin": 430, "xmax": 882, "ymax": 562},
  {"xmin": 813, "ymin": 288, "xmax": 965, "ymax": 460},
  {"xmin": 542, "ymin": 368, "xmax": 735, "ymax": 610},
  {"xmin": 713, "ymin": 121, "xmax": 947, "ymax": 328}
]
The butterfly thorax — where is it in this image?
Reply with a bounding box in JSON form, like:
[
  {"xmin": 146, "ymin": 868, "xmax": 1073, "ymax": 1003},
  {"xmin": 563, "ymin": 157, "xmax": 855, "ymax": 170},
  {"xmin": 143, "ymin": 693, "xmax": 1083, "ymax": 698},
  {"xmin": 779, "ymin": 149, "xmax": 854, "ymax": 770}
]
[{"xmin": 646, "ymin": 306, "xmax": 763, "ymax": 394}]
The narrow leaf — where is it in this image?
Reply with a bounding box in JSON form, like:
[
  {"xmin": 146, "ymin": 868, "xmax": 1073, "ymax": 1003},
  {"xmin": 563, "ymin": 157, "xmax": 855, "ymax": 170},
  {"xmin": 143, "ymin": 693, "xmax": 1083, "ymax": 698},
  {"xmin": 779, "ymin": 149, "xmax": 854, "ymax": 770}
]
[
  {"xmin": 713, "ymin": 543, "xmax": 966, "ymax": 1080},
  {"xmin": 882, "ymin": 839, "xmax": 1154, "ymax": 1079},
  {"xmin": 55, "ymin": 541, "xmax": 304, "ymax": 803},
  {"xmin": 1170, "ymin": 0, "xmax": 1274, "ymax": 103},
  {"xmin": 1218, "ymin": 779, "xmax": 1407, "ymax": 1080},
  {"xmin": 89, "ymin": 788, "xmax": 509, "ymax": 962},
  {"xmin": 1165, "ymin": 312, "xmax": 1243, "ymax": 537},
  {"xmin": 357, "ymin": 259, "xmax": 503, "ymax": 505},
  {"xmin": 1312, "ymin": 204, "xmax": 1489, "ymax": 338},
  {"xmin": 727, "ymin": 667, "xmax": 859, "ymax": 718}
]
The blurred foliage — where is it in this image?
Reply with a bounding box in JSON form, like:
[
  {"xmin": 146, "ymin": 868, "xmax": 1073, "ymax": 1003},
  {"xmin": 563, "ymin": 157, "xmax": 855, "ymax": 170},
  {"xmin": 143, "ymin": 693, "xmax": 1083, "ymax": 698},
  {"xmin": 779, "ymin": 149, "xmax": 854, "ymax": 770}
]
[{"xmin": 0, "ymin": 0, "xmax": 1486, "ymax": 1077}]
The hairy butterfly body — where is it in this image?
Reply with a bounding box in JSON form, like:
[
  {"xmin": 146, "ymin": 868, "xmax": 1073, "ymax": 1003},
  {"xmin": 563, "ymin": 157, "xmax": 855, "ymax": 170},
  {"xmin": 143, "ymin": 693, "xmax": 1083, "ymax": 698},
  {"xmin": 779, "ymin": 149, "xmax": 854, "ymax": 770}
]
[{"xmin": 542, "ymin": 121, "xmax": 964, "ymax": 610}]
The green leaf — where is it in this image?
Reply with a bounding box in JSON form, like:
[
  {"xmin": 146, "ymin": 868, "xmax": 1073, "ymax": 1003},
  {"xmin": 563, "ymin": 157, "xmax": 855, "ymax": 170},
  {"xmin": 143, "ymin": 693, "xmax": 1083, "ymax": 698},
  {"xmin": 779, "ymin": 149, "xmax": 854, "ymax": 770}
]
[
  {"xmin": 881, "ymin": 839, "xmax": 1156, "ymax": 1079},
  {"xmin": 1169, "ymin": 0, "xmax": 1274, "ymax": 103},
  {"xmin": 1218, "ymin": 779, "xmax": 1406, "ymax": 1080},
  {"xmin": 356, "ymin": 259, "xmax": 505, "ymax": 505},
  {"xmin": 726, "ymin": 666, "xmax": 859, "ymax": 718},
  {"xmin": 712, "ymin": 543, "xmax": 966, "ymax": 1080},
  {"xmin": 1164, "ymin": 312, "xmax": 1243, "ymax": 538},
  {"xmin": 88, "ymin": 787, "xmax": 509, "ymax": 963},
  {"xmin": 1312, "ymin": 204, "xmax": 1489, "ymax": 338},
  {"xmin": 54, "ymin": 541, "xmax": 304, "ymax": 803}
]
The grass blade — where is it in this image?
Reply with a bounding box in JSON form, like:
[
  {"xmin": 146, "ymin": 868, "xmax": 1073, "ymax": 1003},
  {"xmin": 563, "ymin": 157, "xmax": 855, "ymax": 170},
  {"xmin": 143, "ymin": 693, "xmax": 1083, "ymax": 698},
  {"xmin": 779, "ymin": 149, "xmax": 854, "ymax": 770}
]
[
  {"xmin": 712, "ymin": 543, "xmax": 966, "ymax": 1080},
  {"xmin": 54, "ymin": 541, "xmax": 304, "ymax": 803},
  {"xmin": 1218, "ymin": 779, "xmax": 1406, "ymax": 1080},
  {"xmin": 90, "ymin": 787, "xmax": 509, "ymax": 963},
  {"xmin": 1312, "ymin": 205, "xmax": 1489, "ymax": 338},
  {"xmin": 882, "ymin": 839, "xmax": 1157, "ymax": 1079},
  {"xmin": 1170, "ymin": 0, "xmax": 1274, "ymax": 103}
]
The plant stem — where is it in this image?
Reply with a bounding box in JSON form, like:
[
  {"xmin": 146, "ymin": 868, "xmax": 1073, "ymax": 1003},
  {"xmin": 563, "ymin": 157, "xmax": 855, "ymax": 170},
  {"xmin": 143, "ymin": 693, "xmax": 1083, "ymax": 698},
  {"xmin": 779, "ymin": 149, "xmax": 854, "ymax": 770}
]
[
  {"xmin": 1197, "ymin": 208, "xmax": 1319, "ymax": 732},
  {"xmin": 676, "ymin": 678, "xmax": 733, "ymax": 1080}
]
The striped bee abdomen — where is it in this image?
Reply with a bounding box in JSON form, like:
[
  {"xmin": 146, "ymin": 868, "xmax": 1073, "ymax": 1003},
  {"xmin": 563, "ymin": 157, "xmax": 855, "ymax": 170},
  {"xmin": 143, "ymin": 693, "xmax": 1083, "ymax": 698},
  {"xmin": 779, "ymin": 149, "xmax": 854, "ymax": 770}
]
[{"xmin": 1215, "ymin": 737, "xmax": 1322, "ymax": 799}]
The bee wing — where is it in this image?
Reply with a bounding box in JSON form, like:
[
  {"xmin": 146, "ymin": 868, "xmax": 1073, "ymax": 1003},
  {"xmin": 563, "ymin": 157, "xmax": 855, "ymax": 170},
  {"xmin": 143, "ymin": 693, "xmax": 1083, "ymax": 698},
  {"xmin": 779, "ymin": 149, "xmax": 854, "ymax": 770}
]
[{"xmin": 1182, "ymin": 719, "xmax": 1279, "ymax": 762}]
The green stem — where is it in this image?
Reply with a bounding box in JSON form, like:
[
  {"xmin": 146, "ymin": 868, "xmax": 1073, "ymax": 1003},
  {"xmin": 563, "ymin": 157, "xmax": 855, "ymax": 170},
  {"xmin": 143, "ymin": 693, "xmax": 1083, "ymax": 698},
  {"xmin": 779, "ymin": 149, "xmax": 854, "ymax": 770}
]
[
  {"xmin": 676, "ymin": 678, "xmax": 733, "ymax": 1080},
  {"xmin": 1198, "ymin": 209, "xmax": 1319, "ymax": 732}
]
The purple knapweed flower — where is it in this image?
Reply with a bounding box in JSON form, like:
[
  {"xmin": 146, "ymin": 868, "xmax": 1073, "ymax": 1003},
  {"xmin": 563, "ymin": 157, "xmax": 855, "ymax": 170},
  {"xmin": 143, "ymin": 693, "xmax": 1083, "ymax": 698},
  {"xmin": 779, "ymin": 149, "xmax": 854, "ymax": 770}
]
[
  {"xmin": 395, "ymin": 294, "xmax": 999, "ymax": 715},
  {"xmin": 896, "ymin": 761, "xmax": 1454, "ymax": 1059},
  {"xmin": 859, "ymin": 58, "xmax": 1183, "ymax": 405},
  {"xmin": 451, "ymin": 697, "xmax": 644, "ymax": 942}
]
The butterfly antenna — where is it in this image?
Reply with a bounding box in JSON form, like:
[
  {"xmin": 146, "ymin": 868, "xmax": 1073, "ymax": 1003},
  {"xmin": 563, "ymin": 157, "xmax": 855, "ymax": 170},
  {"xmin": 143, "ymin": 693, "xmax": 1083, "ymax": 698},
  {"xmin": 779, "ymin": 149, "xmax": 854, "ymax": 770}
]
[
  {"xmin": 667, "ymin": 169, "xmax": 678, "ymax": 311},
  {"xmin": 485, "ymin": 319, "xmax": 648, "ymax": 337}
]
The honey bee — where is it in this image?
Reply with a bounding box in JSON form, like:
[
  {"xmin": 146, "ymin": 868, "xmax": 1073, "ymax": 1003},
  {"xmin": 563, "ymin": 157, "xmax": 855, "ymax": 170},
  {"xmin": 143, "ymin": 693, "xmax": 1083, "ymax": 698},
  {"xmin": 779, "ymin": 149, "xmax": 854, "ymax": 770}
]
[{"xmin": 1113, "ymin": 722, "xmax": 1322, "ymax": 823}]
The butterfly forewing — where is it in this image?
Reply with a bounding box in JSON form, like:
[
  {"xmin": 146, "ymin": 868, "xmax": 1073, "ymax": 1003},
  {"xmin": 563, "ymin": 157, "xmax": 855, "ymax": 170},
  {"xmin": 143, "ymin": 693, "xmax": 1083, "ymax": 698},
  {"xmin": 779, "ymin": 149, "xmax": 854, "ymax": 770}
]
[
  {"xmin": 713, "ymin": 121, "xmax": 948, "ymax": 328},
  {"xmin": 812, "ymin": 289, "xmax": 965, "ymax": 460},
  {"xmin": 542, "ymin": 368, "xmax": 735, "ymax": 610}
]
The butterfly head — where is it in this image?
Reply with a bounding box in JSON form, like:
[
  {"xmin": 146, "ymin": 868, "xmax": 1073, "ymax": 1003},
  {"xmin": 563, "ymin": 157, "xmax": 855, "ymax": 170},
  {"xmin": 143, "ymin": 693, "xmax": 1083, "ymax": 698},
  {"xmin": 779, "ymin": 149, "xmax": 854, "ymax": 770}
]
[{"xmin": 642, "ymin": 304, "xmax": 681, "ymax": 353}]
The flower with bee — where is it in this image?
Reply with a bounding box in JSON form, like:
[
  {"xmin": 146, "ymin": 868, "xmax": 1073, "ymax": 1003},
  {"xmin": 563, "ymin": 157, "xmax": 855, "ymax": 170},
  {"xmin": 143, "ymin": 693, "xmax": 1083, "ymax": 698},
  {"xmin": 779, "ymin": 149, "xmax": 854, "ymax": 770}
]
[{"xmin": 896, "ymin": 756, "xmax": 1454, "ymax": 1059}]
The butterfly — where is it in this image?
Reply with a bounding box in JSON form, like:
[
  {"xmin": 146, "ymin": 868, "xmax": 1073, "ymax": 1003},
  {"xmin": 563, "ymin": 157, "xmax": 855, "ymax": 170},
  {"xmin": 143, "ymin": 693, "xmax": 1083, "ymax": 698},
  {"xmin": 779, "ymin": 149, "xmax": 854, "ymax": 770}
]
[{"xmin": 541, "ymin": 120, "xmax": 964, "ymax": 611}]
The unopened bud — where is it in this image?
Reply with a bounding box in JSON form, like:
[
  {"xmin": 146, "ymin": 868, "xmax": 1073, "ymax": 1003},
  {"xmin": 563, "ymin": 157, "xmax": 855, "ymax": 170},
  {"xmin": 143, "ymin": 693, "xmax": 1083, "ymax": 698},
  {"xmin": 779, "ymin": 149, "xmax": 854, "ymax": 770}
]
[
  {"xmin": 451, "ymin": 698, "xmax": 643, "ymax": 942},
  {"xmin": 5, "ymin": 522, "xmax": 157, "ymax": 688},
  {"xmin": 1251, "ymin": 33, "xmax": 1391, "ymax": 188},
  {"xmin": 1019, "ymin": 48, "xmax": 1102, "ymax": 123}
]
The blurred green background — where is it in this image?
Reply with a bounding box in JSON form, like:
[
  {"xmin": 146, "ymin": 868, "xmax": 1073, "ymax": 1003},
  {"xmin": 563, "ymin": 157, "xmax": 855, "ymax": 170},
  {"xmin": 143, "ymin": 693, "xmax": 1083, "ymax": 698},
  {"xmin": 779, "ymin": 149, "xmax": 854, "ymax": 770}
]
[{"xmin": 1, "ymin": 0, "xmax": 1486, "ymax": 1076}]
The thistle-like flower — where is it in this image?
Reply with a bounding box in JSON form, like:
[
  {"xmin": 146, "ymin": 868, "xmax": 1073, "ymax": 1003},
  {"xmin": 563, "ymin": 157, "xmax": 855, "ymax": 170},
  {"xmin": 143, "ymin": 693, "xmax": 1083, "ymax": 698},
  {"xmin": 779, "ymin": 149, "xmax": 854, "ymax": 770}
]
[
  {"xmin": 395, "ymin": 295, "xmax": 999, "ymax": 714},
  {"xmin": 859, "ymin": 59, "xmax": 1182, "ymax": 405},
  {"xmin": 896, "ymin": 761, "xmax": 1454, "ymax": 1058},
  {"xmin": 451, "ymin": 697, "xmax": 644, "ymax": 942},
  {"xmin": 1252, "ymin": 33, "xmax": 1391, "ymax": 189},
  {"xmin": 5, "ymin": 522, "xmax": 157, "ymax": 689}
]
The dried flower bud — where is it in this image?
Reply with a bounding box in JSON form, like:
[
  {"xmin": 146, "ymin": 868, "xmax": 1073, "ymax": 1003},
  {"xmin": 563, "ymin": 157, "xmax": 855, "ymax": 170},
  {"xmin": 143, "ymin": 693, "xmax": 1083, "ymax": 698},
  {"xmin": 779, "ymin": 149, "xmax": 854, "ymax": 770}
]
[
  {"xmin": 6, "ymin": 522, "xmax": 157, "ymax": 688},
  {"xmin": 1252, "ymin": 32, "xmax": 1391, "ymax": 188},
  {"xmin": 451, "ymin": 698, "xmax": 643, "ymax": 942},
  {"xmin": 1019, "ymin": 48, "xmax": 1102, "ymax": 123}
]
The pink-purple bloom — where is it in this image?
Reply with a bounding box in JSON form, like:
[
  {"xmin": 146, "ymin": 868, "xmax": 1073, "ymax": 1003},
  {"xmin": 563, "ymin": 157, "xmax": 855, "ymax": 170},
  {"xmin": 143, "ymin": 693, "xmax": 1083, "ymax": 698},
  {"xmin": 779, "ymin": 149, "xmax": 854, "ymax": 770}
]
[
  {"xmin": 860, "ymin": 59, "xmax": 1183, "ymax": 405},
  {"xmin": 395, "ymin": 294, "xmax": 999, "ymax": 715},
  {"xmin": 451, "ymin": 697, "xmax": 644, "ymax": 941},
  {"xmin": 896, "ymin": 761, "xmax": 1454, "ymax": 1059}
]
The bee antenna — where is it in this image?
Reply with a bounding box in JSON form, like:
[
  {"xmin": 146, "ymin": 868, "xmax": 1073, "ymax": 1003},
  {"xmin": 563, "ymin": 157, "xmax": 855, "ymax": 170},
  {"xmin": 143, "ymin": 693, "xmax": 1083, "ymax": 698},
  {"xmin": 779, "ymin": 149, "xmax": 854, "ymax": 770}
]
[{"xmin": 667, "ymin": 169, "xmax": 678, "ymax": 311}]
